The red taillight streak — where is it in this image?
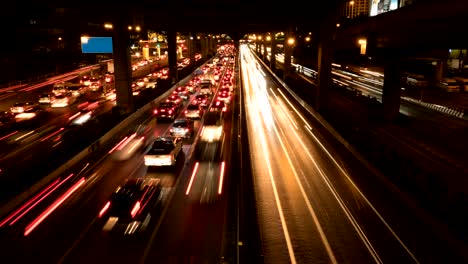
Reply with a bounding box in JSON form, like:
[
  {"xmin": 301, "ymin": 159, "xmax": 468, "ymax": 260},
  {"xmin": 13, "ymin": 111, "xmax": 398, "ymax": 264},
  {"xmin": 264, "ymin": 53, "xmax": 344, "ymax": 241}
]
[
  {"xmin": 68, "ymin": 112, "xmax": 81, "ymax": 120},
  {"xmin": 98, "ymin": 201, "xmax": 110, "ymax": 218},
  {"xmin": 184, "ymin": 110, "xmax": 188, "ymax": 113},
  {"xmin": 218, "ymin": 161, "xmax": 226, "ymax": 195},
  {"xmin": 0, "ymin": 178, "xmax": 60, "ymax": 227},
  {"xmin": 168, "ymin": 110, "xmax": 172, "ymax": 114},
  {"xmin": 0, "ymin": 131, "xmax": 19, "ymax": 141},
  {"xmin": 24, "ymin": 177, "xmax": 85, "ymax": 236},
  {"xmin": 154, "ymin": 109, "xmax": 158, "ymax": 114},
  {"xmin": 186, "ymin": 162, "xmax": 200, "ymax": 195},
  {"xmin": 139, "ymin": 189, "xmax": 156, "ymax": 215},
  {"xmin": 130, "ymin": 201, "xmax": 141, "ymax": 218},
  {"xmin": 9, "ymin": 173, "xmax": 74, "ymax": 226},
  {"xmin": 117, "ymin": 133, "xmax": 137, "ymax": 151},
  {"xmin": 40, "ymin": 127, "xmax": 64, "ymax": 142},
  {"xmin": 108, "ymin": 136, "xmax": 128, "ymax": 154},
  {"xmin": 128, "ymin": 136, "xmax": 144, "ymax": 154}
]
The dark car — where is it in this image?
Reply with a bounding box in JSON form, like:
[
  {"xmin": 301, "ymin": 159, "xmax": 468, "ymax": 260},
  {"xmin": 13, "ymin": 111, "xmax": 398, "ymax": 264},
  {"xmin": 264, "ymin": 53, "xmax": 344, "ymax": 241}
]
[
  {"xmin": 170, "ymin": 119, "xmax": 195, "ymax": 138},
  {"xmin": 194, "ymin": 94, "xmax": 211, "ymax": 108},
  {"xmin": 154, "ymin": 102, "xmax": 179, "ymax": 121},
  {"xmin": 0, "ymin": 111, "xmax": 16, "ymax": 129},
  {"xmin": 165, "ymin": 94, "xmax": 183, "ymax": 107},
  {"xmin": 209, "ymin": 100, "xmax": 227, "ymax": 113},
  {"xmin": 98, "ymin": 178, "xmax": 162, "ymax": 235}
]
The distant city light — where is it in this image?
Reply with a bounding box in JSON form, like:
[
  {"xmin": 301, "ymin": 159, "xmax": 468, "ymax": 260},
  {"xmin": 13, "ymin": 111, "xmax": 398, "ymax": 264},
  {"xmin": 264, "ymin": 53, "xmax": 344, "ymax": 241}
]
[
  {"xmin": 287, "ymin": 38, "xmax": 295, "ymax": 45},
  {"xmin": 128, "ymin": 26, "xmax": 132, "ymax": 30},
  {"xmin": 135, "ymin": 26, "xmax": 141, "ymax": 32},
  {"xmin": 305, "ymin": 36, "xmax": 310, "ymax": 42},
  {"xmin": 104, "ymin": 23, "xmax": 113, "ymax": 29}
]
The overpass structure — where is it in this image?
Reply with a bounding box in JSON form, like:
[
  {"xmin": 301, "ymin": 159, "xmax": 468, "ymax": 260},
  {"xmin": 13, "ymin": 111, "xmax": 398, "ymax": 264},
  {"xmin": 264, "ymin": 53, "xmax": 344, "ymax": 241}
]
[{"xmin": 9, "ymin": 0, "xmax": 465, "ymax": 119}]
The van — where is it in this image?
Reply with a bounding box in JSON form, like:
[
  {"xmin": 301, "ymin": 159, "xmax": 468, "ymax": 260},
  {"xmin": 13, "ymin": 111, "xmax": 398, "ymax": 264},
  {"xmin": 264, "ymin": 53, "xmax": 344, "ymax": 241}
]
[{"xmin": 437, "ymin": 78, "xmax": 460, "ymax": 92}]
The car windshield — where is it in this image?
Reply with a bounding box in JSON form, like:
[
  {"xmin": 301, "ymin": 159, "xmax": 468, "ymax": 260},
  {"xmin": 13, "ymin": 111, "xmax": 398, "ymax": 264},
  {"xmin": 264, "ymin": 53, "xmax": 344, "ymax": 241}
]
[
  {"xmin": 109, "ymin": 187, "xmax": 141, "ymax": 218},
  {"xmin": 187, "ymin": 104, "xmax": 200, "ymax": 110},
  {"xmin": 159, "ymin": 102, "xmax": 175, "ymax": 108},
  {"xmin": 148, "ymin": 140, "xmax": 174, "ymax": 154},
  {"xmin": 173, "ymin": 120, "xmax": 189, "ymax": 127}
]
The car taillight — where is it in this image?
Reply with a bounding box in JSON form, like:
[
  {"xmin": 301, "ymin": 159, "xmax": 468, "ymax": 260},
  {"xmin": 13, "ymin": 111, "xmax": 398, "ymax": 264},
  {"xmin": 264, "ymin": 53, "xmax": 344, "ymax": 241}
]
[
  {"xmin": 153, "ymin": 109, "xmax": 158, "ymax": 114},
  {"xmin": 168, "ymin": 110, "xmax": 173, "ymax": 114},
  {"xmin": 184, "ymin": 128, "xmax": 189, "ymax": 132},
  {"xmin": 184, "ymin": 110, "xmax": 188, "ymax": 113},
  {"xmin": 170, "ymin": 128, "xmax": 173, "ymax": 132},
  {"xmin": 131, "ymin": 201, "xmax": 141, "ymax": 218}
]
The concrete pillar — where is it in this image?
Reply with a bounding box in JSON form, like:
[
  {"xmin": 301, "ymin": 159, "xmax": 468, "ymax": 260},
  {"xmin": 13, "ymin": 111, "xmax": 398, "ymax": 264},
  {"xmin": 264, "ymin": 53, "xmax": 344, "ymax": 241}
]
[
  {"xmin": 435, "ymin": 60, "xmax": 446, "ymax": 81},
  {"xmin": 112, "ymin": 17, "xmax": 133, "ymax": 114},
  {"xmin": 270, "ymin": 32, "xmax": 276, "ymax": 71},
  {"xmin": 200, "ymin": 36, "xmax": 207, "ymax": 59},
  {"xmin": 283, "ymin": 26, "xmax": 294, "ymax": 80},
  {"xmin": 189, "ymin": 33, "xmax": 196, "ymax": 68},
  {"xmin": 262, "ymin": 33, "xmax": 267, "ymax": 61},
  {"xmin": 316, "ymin": 21, "xmax": 334, "ymax": 111},
  {"xmin": 382, "ymin": 50, "xmax": 401, "ymax": 122},
  {"xmin": 167, "ymin": 30, "xmax": 178, "ymax": 84},
  {"xmin": 256, "ymin": 37, "xmax": 260, "ymax": 53}
]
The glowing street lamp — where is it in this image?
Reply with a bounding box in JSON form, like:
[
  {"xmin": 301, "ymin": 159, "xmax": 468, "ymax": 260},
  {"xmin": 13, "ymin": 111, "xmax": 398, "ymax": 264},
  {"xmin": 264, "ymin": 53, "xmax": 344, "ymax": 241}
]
[
  {"xmin": 349, "ymin": 1, "xmax": 355, "ymax": 18},
  {"xmin": 305, "ymin": 36, "xmax": 311, "ymax": 42},
  {"xmin": 104, "ymin": 23, "xmax": 113, "ymax": 29},
  {"xmin": 266, "ymin": 36, "xmax": 271, "ymax": 41},
  {"xmin": 358, "ymin": 38, "xmax": 367, "ymax": 55},
  {"xmin": 135, "ymin": 26, "xmax": 141, "ymax": 32},
  {"xmin": 287, "ymin": 37, "xmax": 295, "ymax": 45}
]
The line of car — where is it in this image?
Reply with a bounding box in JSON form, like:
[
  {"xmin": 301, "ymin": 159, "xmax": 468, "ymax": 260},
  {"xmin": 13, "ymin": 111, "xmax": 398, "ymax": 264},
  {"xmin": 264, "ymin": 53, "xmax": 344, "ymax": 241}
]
[{"xmin": 98, "ymin": 49, "xmax": 236, "ymax": 236}]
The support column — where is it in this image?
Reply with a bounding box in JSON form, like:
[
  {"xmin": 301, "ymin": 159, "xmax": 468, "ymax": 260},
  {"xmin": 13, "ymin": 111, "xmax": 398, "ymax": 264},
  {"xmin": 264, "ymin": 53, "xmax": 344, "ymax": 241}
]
[
  {"xmin": 201, "ymin": 35, "xmax": 207, "ymax": 59},
  {"xmin": 316, "ymin": 20, "xmax": 335, "ymax": 111},
  {"xmin": 382, "ymin": 50, "xmax": 401, "ymax": 122},
  {"xmin": 112, "ymin": 17, "xmax": 133, "ymax": 115},
  {"xmin": 270, "ymin": 32, "xmax": 276, "ymax": 71},
  {"xmin": 435, "ymin": 60, "xmax": 446, "ymax": 81},
  {"xmin": 256, "ymin": 36, "xmax": 260, "ymax": 54},
  {"xmin": 283, "ymin": 26, "xmax": 294, "ymax": 80},
  {"xmin": 189, "ymin": 33, "xmax": 196, "ymax": 69},
  {"xmin": 167, "ymin": 30, "xmax": 178, "ymax": 84},
  {"xmin": 262, "ymin": 33, "xmax": 267, "ymax": 61}
]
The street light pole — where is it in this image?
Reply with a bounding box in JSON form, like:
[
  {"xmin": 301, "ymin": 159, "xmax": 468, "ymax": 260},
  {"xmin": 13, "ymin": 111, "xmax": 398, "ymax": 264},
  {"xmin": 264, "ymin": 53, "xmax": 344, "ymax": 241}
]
[{"xmin": 350, "ymin": 1, "xmax": 355, "ymax": 18}]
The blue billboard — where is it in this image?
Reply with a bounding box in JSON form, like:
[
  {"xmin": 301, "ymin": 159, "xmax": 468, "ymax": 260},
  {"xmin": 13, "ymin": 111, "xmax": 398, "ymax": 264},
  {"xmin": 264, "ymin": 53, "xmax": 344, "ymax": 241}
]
[{"xmin": 81, "ymin": 37, "xmax": 113, "ymax": 53}]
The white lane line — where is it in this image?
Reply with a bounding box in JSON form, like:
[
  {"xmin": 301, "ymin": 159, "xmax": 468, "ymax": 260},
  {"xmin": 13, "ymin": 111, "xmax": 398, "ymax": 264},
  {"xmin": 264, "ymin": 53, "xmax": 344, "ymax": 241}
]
[
  {"xmin": 270, "ymin": 120, "xmax": 338, "ymax": 264},
  {"xmin": 256, "ymin": 121, "xmax": 297, "ymax": 264},
  {"xmin": 270, "ymin": 88, "xmax": 299, "ymax": 130},
  {"xmin": 243, "ymin": 51, "xmax": 297, "ymax": 263},
  {"xmin": 304, "ymin": 128, "xmax": 420, "ymax": 263}
]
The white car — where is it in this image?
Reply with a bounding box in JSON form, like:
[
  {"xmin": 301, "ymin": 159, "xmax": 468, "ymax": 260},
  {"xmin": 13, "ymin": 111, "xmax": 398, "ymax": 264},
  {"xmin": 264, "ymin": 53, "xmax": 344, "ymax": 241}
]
[
  {"xmin": 144, "ymin": 137, "xmax": 183, "ymax": 166},
  {"xmin": 51, "ymin": 94, "xmax": 76, "ymax": 107},
  {"xmin": 10, "ymin": 102, "xmax": 37, "ymax": 114}
]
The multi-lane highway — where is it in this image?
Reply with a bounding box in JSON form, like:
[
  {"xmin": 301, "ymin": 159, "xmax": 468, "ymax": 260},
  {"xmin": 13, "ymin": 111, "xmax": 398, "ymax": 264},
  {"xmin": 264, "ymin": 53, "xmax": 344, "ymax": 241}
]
[
  {"xmin": 0, "ymin": 49, "xmax": 237, "ymax": 263},
  {"xmin": 240, "ymin": 44, "xmax": 466, "ymax": 263},
  {"xmin": 0, "ymin": 43, "xmax": 466, "ymax": 264}
]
